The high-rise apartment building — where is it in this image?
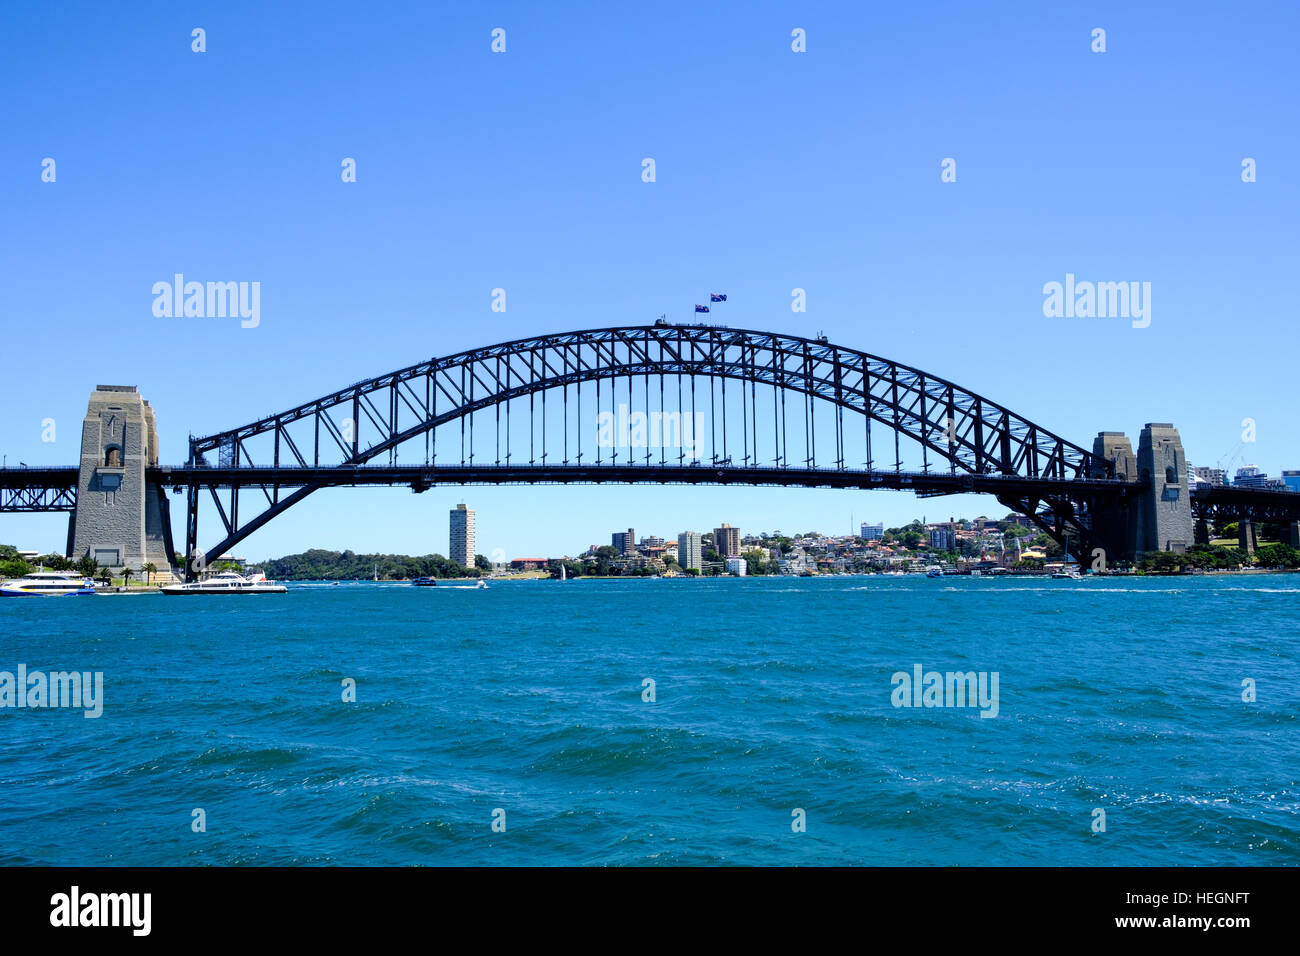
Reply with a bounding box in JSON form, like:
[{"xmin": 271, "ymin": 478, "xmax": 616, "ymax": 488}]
[
  {"xmin": 450, "ymin": 503, "xmax": 476, "ymax": 567},
  {"xmin": 1190, "ymin": 465, "xmax": 1226, "ymax": 487},
  {"xmin": 612, "ymin": 528, "xmax": 636, "ymax": 554},
  {"xmin": 677, "ymin": 531, "xmax": 703, "ymax": 571},
  {"xmin": 713, "ymin": 523, "xmax": 741, "ymax": 558}
]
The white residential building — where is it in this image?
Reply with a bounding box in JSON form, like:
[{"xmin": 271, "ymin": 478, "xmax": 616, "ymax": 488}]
[{"xmin": 677, "ymin": 531, "xmax": 703, "ymax": 571}]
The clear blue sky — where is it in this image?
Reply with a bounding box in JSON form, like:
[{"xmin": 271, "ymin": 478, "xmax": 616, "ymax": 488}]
[{"xmin": 2, "ymin": 1, "xmax": 1297, "ymax": 561}]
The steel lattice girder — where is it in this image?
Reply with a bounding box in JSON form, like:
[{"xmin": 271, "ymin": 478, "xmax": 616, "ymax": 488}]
[
  {"xmin": 997, "ymin": 492, "xmax": 1106, "ymax": 564},
  {"xmin": 1191, "ymin": 487, "xmax": 1300, "ymax": 523},
  {"xmin": 0, "ymin": 484, "xmax": 77, "ymax": 512},
  {"xmin": 189, "ymin": 324, "xmax": 1110, "ymax": 481},
  {"xmin": 0, "ymin": 468, "xmax": 78, "ymax": 512}
]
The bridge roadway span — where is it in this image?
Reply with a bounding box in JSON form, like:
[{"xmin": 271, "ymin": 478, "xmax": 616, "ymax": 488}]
[
  {"xmin": 151, "ymin": 463, "xmax": 1134, "ymax": 496},
  {"xmin": 8, "ymin": 460, "xmax": 1299, "ymax": 521}
]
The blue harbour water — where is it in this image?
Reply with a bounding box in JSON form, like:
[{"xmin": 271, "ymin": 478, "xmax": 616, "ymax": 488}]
[{"xmin": 1, "ymin": 575, "xmax": 1297, "ymax": 866}]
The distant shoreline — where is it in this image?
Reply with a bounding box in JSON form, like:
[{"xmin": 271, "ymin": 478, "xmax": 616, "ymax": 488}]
[{"xmin": 262, "ymin": 566, "xmax": 1300, "ymax": 583}]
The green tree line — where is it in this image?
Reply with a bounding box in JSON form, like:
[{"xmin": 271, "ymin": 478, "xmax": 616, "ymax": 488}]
[{"xmin": 260, "ymin": 548, "xmax": 484, "ymax": 580}]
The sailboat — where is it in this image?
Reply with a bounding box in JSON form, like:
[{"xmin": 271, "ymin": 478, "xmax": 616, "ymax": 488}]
[
  {"xmin": 560, "ymin": 564, "xmax": 567, "ymax": 581},
  {"xmin": 373, "ymin": 563, "xmax": 378, "ymax": 582}
]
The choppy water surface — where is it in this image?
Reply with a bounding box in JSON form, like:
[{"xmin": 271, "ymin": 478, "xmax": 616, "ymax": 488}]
[{"xmin": 1, "ymin": 575, "xmax": 1297, "ymax": 865}]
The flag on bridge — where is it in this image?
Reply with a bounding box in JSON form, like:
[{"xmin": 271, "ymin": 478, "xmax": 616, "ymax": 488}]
[
  {"xmin": 695, "ymin": 304, "xmax": 710, "ymax": 313},
  {"xmin": 710, "ymin": 293, "xmax": 727, "ymax": 302}
]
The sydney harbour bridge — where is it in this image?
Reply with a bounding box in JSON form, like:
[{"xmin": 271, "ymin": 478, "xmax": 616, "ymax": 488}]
[{"xmin": 3, "ymin": 324, "xmax": 1298, "ymax": 580}]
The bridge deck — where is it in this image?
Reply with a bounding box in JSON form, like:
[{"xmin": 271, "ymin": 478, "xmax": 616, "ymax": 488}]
[
  {"xmin": 0, "ymin": 466, "xmax": 79, "ymax": 512},
  {"xmin": 10, "ymin": 464, "xmax": 1300, "ymax": 520},
  {"xmin": 0, "ymin": 466, "xmax": 78, "ymax": 488},
  {"xmin": 151, "ymin": 463, "xmax": 1137, "ymax": 497}
]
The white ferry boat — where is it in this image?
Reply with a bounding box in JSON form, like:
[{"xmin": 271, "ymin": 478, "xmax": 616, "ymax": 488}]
[
  {"xmin": 0, "ymin": 571, "xmax": 97, "ymax": 597},
  {"xmin": 160, "ymin": 571, "xmax": 287, "ymax": 595}
]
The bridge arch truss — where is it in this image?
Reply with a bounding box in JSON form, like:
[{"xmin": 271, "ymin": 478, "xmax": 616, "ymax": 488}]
[{"xmin": 177, "ymin": 324, "xmax": 1118, "ymax": 571}]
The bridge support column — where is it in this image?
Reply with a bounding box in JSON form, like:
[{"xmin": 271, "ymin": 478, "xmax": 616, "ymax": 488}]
[
  {"xmin": 1287, "ymin": 521, "xmax": 1300, "ymax": 549},
  {"xmin": 1096, "ymin": 423, "xmax": 1193, "ymax": 562},
  {"xmin": 1238, "ymin": 518, "xmax": 1257, "ymax": 554},
  {"xmin": 1091, "ymin": 432, "xmax": 1139, "ymax": 564},
  {"xmin": 1133, "ymin": 423, "xmax": 1194, "ymax": 558},
  {"xmin": 1194, "ymin": 518, "xmax": 1210, "ymax": 546},
  {"xmin": 71, "ymin": 386, "xmax": 179, "ymax": 583}
]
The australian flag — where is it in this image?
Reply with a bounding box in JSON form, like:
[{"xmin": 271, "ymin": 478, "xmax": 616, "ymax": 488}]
[
  {"xmin": 710, "ymin": 293, "xmax": 727, "ymax": 302},
  {"xmin": 695, "ymin": 304, "xmax": 710, "ymax": 313}
]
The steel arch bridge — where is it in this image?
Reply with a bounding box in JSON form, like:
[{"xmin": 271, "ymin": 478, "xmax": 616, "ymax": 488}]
[{"xmin": 161, "ymin": 323, "xmax": 1137, "ymax": 576}]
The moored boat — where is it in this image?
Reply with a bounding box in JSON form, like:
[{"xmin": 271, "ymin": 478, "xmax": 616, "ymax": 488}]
[{"xmin": 0, "ymin": 571, "xmax": 97, "ymax": 597}]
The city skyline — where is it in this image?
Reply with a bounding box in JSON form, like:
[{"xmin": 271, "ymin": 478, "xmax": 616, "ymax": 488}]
[{"xmin": 228, "ymin": 505, "xmax": 1036, "ymax": 567}]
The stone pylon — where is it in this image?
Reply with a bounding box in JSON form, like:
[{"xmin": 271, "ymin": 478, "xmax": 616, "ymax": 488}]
[
  {"xmin": 1092, "ymin": 423, "xmax": 1194, "ymax": 562},
  {"xmin": 1134, "ymin": 423, "xmax": 1194, "ymax": 557},
  {"xmin": 1090, "ymin": 432, "xmax": 1139, "ymax": 565},
  {"xmin": 70, "ymin": 386, "xmax": 178, "ymax": 581}
]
